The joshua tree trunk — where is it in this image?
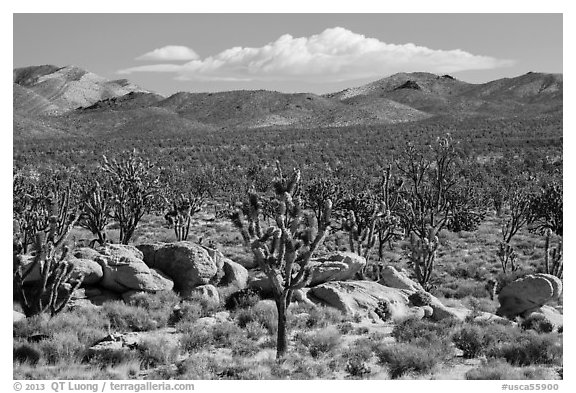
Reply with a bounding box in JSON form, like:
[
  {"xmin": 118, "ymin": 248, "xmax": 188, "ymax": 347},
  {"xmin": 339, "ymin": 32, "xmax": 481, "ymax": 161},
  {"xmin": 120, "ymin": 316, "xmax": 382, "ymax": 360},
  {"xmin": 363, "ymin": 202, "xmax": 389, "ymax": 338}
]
[{"xmin": 275, "ymin": 294, "xmax": 288, "ymax": 359}]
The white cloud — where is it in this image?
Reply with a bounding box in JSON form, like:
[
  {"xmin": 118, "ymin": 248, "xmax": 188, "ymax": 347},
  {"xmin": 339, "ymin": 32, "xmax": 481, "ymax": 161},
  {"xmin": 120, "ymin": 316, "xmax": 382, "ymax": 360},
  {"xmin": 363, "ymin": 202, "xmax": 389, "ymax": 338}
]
[
  {"xmin": 135, "ymin": 45, "xmax": 199, "ymax": 61},
  {"xmin": 119, "ymin": 27, "xmax": 513, "ymax": 82}
]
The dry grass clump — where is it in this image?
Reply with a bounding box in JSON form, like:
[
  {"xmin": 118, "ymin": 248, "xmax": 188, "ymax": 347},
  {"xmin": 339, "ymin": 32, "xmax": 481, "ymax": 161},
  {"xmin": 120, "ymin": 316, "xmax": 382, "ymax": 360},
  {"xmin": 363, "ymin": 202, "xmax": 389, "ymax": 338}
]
[{"xmin": 465, "ymin": 359, "xmax": 560, "ymax": 380}]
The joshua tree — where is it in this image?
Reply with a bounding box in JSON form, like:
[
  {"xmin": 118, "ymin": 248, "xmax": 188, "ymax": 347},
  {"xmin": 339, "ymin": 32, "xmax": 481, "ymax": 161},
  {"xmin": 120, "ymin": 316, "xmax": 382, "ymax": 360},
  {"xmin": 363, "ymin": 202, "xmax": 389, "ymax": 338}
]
[
  {"xmin": 497, "ymin": 187, "xmax": 532, "ymax": 273},
  {"xmin": 528, "ymin": 182, "xmax": 562, "ymax": 236},
  {"xmin": 544, "ymin": 229, "xmax": 562, "ymax": 278},
  {"xmin": 101, "ymin": 150, "xmax": 161, "ymax": 244},
  {"xmin": 395, "ymin": 135, "xmax": 483, "ymax": 290},
  {"xmin": 341, "ymin": 190, "xmax": 381, "ymax": 274},
  {"xmin": 13, "ymin": 177, "xmax": 78, "ymax": 254},
  {"xmin": 374, "ymin": 165, "xmax": 405, "ymax": 262},
  {"xmin": 78, "ymin": 181, "xmax": 111, "ymax": 246},
  {"xmin": 14, "ymin": 196, "xmax": 82, "ymax": 317},
  {"xmin": 231, "ymin": 166, "xmax": 332, "ymax": 358}
]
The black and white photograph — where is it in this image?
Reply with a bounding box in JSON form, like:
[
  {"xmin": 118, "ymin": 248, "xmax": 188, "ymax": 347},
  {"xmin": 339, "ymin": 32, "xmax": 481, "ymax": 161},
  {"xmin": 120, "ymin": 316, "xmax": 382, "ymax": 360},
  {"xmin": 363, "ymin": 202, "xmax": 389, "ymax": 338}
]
[{"xmin": 10, "ymin": 5, "xmax": 565, "ymax": 384}]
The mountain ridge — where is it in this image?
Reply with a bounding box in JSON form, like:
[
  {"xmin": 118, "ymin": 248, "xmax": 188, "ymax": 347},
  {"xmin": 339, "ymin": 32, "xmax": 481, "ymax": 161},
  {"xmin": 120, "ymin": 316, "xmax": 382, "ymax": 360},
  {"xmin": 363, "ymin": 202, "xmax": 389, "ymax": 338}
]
[{"xmin": 13, "ymin": 65, "xmax": 563, "ymax": 138}]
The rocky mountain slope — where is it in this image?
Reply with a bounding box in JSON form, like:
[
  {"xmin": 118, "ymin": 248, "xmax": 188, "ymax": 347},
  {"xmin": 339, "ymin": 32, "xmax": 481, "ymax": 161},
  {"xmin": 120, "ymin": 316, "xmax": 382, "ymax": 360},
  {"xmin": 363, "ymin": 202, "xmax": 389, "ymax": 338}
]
[{"xmin": 13, "ymin": 65, "xmax": 563, "ymax": 138}]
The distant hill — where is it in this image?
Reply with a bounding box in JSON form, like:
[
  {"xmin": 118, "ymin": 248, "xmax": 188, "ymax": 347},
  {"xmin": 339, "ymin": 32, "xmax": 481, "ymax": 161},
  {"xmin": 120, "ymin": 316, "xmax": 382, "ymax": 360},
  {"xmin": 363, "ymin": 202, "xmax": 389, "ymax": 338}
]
[
  {"xmin": 13, "ymin": 65, "xmax": 562, "ymax": 139},
  {"xmin": 327, "ymin": 72, "xmax": 563, "ymax": 118},
  {"xmin": 152, "ymin": 90, "xmax": 430, "ymax": 128},
  {"xmin": 13, "ymin": 65, "xmax": 150, "ymax": 115}
]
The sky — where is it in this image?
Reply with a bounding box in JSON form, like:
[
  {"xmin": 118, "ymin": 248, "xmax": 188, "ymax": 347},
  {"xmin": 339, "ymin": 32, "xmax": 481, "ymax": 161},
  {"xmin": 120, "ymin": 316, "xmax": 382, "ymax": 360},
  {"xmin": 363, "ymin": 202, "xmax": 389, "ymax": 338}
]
[{"xmin": 13, "ymin": 13, "xmax": 563, "ymax": 96}]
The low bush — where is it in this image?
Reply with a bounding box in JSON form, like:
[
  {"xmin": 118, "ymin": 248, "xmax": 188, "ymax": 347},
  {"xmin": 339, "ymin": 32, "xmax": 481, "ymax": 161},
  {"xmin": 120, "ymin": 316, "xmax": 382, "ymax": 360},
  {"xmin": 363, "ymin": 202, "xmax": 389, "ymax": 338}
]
[
  {"xmin": 101, "ymin": 301, "xmax": 160, "ymax": 332},
  {"xmin": 185, "ymin": 292, "xmax": 222, "ymax": 315},
  {"xmin": 179, "ymin": 324, "xmax": 214, "ymax": 352},
  {"xmin": 342, "ymin": 341, "xmax": 374, "ymax": 379},
  {"xmin": 14, "ymin": 308, "xmax": 107, "ymax": 345},
  {"xmin": 465, "ymin": 359, "xmax": 560, "ymax": 380},
  {"xmin": 374, "ymin": 300, "xmax": 392, "ymax": 321},
  {"xmin": 244, "ymin": 321, "xmax": 267, "ymax": 340},
  {"xmin": 298, "ymin": 327, "xmax": 341, "ymax": 358},
  {"xmin": 211, "ymin": 322, "xmax": 245, "ymax": 348},
  {"xmin": 453, "ymin": 325, "xmax": 489, "ymax": 358},
  {"xmin": 236, "ymin": 302, "xmax": 277, "ymax": 335},
  {"xmin": 126, "ymin": 290, "xmax": 180, "ymax": 311},
  {"xmin": 408, "ymin": 291, "xmax": 432, "ymax": 307},
  {"xmin": 125, "ymin": 291, "xmax": 180, "ymax": 328},
  {"xmin": 137, "ymin": 336, "xmax": 180, "ymax": 368},
  {"xmin": 288, "ymin": 304, "xmax": 347, "ymax": 330},
  {"xmin": 37, "ymin": 332, "xmax": 85, "ymax": 364},
  {"xmin": 487, "ymin": 332, "xmax": 562, "ymax": 366},
  {"xmin": 174, "ymin": 302, "xmax": 203, "ymax": 328},
  {"xmin": 13, "ymin": 344, "xmax": 41, "ymax": 365},
  {"xmin": 224, "ymin": 288, "xmax": 261, "ymax": 311},
  {"xmin": 392, "ymin": 318, "xmax": 454, "ymax": 346},
  {"xmin": 453, "ymin": 321, "xmax": 523, "ymax": 359},
  {"xmin": 521, "ymin": 314, "xmax": 554, "ymax": 334},
  {"xmin": 230, "ymin": 336, "xmax": 260, "ymax": 357},
  {"xmin": 87, "ymin": 348, "xmax": 139, "ymax": 368},
  {"xmin": 375, "ymin": 343, "xmax": 439, "ymax": 379},
  {"xmin": 345, "ymin": 357, "xmax": 372, "ymax": 379},
  {"xmin": 337, "ymin": 321, "xmax": 355, "ymax": 335}
]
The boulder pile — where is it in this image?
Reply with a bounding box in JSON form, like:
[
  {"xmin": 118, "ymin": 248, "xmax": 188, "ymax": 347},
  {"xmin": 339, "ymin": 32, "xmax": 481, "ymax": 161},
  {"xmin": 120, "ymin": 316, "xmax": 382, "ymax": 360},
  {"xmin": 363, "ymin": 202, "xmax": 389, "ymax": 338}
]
[{"xmin": 16, "ymin": 241, "xmax": 248, "ymax": 310}]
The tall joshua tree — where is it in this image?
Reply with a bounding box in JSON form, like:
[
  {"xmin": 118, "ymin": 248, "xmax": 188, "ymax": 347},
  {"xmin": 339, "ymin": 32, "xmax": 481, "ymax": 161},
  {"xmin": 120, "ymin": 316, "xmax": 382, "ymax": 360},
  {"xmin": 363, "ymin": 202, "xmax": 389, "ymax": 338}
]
[
  {"xmin": 231, "ymin": 166, "xmax": 332, "ymax": 358},
  {"xmin": 101, "ymin": 150, "xmax": 161, "ymax": 245},
  {"xmin": 396, "ymin": 135, "xmax": 484, "ymax": 290}
]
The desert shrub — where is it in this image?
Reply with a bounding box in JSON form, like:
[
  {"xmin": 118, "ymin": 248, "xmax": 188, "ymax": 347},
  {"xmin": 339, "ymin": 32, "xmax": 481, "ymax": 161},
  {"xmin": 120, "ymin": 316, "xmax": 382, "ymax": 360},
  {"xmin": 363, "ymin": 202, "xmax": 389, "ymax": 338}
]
[
  {"xmin": 14, "ymin": 344, "xmax": 41, "ymax": 365},
  {"xmin": 185, "ymin": 292, "xmax": 222, "ymax": 315},
  {"xmin": 350, "ymin": 337, "xmax": 380, "ymax": 357},
  {"xmin": 125, "ymin": 291, "xmax": 180, "ymax": 328},
  {"xmin": 408, "ymin": 291, "xmax": 432, "ymax": 307},
  {"xmin": 87, "ymin": 348, "xmax": 139, "ymax": 368},
  {"xmin": 374, "ymin": 300, "xmax": 392, "ymax": 321},
  {"xmin": 453, "ymin": 321, "xmax": 522, "ymax": 359},
  {"xmin": 452, "ymin": 325, "xmax": 489, "ymax": 358},
  {"xmin": 288, "ymin": 303, "xmax": 346, "ymax": 330},
  {"xmin": 126, "ymin": 290, "xmax": 179, "ymax": 311},
  {"xmin": 375, "ymin": 342, "xmax": 439, "ymax": 379},
  {"xmin": 354, "ymin": 326, "xmax": 370, "ymax": 335},
  {"xmin": 101, "ymin": 301, "xmax": 162, "ymax": 331},
  {"xmin": 465, "ymin": 359, "xmax": 559, "ymax": 380},
  {"xmin": 298, "ymin": 327, "xmax": 341, "ymax": 358},
  {"xmin": 236, "ymin": 302, "xmax": 277, "ymax": 335},
  {"xmin": 174, "ymin": 302, "xmax": 203, "ymax": 328},
  {"xmin": 521, "ymin": 314, "xmax": 554, "ymax": 333},
  {"xmin": 13, "ymin": 314, "xmax": 51, "ymax": 339},
  {"xmin": 179, "ymin": 324, "xmax": 214, "ymax": 352},
  {"xmin": 244, "ymin": 321, "xmax": 267, "ymax": 340},
  {"xmin": 14, "ymin": 308, "xmax": 107, "ymax": 345},
  {"xmin": 345, "ymin": 356, "xmax": 372, "ymax": 379},
  {"xmin": 392, "ymin": 318, "xmax": 454, "ymax": 345},
  {"xmin": 211, "ymin": 322, "xmax": 245, "ymax": 348},
  {"xmin": 230, "ymin": 336, "xmax": 260, "ymax": 357},
  {"xmin": 487, "ymin": 332, "xmax": 562, "ymax": 366},
  {"xmin": 37, "ymin": 332, "xmax": 85, "ymax": 364},
  {"xmin": 14, "ymin": 358, "xmax": 141, "ymax": 380},
  {"xmin": 137, "ymin": 336, "xmax": 180, "ymax": 368},
  {"xmin": 337, "ymin": 321, "xmax": 355, "ymax": 335},
  {"xmin": 342, "ymin": 341, "xmax": 374, "ymax": 378},
  {"xmin": 453, "ymin": 281, "xmax": 491, "ymax": 299},
  {"xmin": 176, "ymin": 353, "xmax": 220, "ymax": 379},
  {"xmin": 13, "ymin": 309, "xmax": 114, "ymax": 367},
  {"xmin": 224, "ymin": 288, "xmax": 261, "ymax": 311},
  {"xmin": 461, "ymin": 296, "xmax": 498, "ymax": 314},
  {"xmin": 266, "ymin": 352, "xmax": 333, "ymax": 379}
]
